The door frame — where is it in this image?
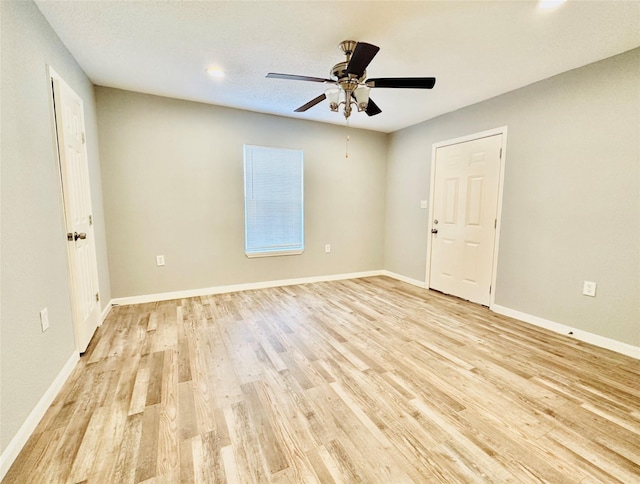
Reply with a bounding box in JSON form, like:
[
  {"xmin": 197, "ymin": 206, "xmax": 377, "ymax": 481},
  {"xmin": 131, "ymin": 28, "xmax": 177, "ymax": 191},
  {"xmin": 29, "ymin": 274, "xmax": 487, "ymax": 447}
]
[
  {"xmin": 425, "ymin": 126, "xmax": 508, "ymax": 309},
  {"xmin": 47, "ymin": 66, "xmax": 101, "ymax": 352}
]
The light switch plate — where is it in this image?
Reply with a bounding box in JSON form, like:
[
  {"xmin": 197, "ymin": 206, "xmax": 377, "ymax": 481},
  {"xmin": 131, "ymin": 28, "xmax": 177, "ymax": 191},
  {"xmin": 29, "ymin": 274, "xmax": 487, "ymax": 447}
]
[
  {"xmin": 156, "ymin": 255, "xmax": 165, "ymax": 266},
  {"xmin": 420, "ymin": 200, "xmax": 428, "ymax": 209}
]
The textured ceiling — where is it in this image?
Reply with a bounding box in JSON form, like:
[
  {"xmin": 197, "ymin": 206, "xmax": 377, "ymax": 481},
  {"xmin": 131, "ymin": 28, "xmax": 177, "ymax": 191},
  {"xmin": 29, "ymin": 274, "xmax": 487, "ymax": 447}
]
[{"xmin": 35, "ymin": 1, "xmax": 640, "ymax": 133}]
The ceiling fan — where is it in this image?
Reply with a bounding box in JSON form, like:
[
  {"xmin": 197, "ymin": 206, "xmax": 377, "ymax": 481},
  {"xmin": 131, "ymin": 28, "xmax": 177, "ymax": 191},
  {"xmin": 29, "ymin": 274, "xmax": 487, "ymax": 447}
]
[{"xmin": 266, "ymin": 40, "xmax": 436, "ymax": 119}]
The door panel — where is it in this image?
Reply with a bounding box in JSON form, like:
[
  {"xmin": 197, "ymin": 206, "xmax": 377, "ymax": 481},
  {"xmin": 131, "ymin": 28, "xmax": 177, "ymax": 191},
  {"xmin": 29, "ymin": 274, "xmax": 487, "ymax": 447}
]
[
  {"xmin": 52, "ymin": 75, "xmax": 100, "ymax": 353},
  {"xmin": 462, "ymin": 241, "xmax": 480, "ymax": 284},
  {"xmin": 444, "ymin": 178, "xmax": 459, "ymax": 224},
  {"xmin": 441, "ymin": 238, "xmax": 456, "ymax": 279},
  {"xmin": 429, "ymin": 134, "xmax": 502, "ymax": 305},
  {"xmin": 466, "ymin": 176, "xmax": 484, "ymax": 226}
]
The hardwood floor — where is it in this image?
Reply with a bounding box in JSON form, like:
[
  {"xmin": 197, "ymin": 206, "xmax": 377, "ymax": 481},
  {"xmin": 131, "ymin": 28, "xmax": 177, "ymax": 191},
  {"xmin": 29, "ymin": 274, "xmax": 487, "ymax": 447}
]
[{"xmin": 4, "ymin": 276, "xmax": 640, "ymax": 483}]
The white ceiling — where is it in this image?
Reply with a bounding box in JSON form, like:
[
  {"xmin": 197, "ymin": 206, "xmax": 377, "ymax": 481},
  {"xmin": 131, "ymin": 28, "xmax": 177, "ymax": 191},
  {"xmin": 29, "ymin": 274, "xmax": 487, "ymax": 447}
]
[{"xmin": 35, "ymin": 1, "xmax": 640, "ymax": 133}]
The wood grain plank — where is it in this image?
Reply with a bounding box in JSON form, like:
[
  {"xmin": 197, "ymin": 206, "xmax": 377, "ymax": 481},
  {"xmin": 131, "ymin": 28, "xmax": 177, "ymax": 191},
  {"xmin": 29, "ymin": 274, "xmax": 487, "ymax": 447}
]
[
  {"xmin": 135, "ymin": 404, "xmax": 160, "ymax": 482},
  {"xmin": 112, "ymin": 413, "xmax": 144, "ymax": 483},
  {"xmin": 157, "ymin": 349, "xmax": 180, "ymax": 475}
]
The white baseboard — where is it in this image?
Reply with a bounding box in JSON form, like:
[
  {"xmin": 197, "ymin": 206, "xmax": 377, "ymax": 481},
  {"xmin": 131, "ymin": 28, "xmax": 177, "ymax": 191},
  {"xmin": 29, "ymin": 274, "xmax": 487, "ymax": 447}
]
[
  {"xmin": 111, "ymin": 270, "xmax": 385, "ymax": 306},
  {"xmin": 492, "ymin": 304, "xmax": 640, "ymax": 360},
  {"xmin": 381, "ymin": 270, "xmax": 428, "ymax": 289},
  {"xmin": 0, "ymin": 351, "xmax": 79, "ymax": 481}
]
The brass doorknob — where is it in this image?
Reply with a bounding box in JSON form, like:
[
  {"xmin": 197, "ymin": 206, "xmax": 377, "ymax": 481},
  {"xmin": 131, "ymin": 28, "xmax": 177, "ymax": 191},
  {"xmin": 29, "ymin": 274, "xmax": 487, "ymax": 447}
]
[{"xmin": 74, "ymin": 232, "xmax": 87, "ymax": 241}]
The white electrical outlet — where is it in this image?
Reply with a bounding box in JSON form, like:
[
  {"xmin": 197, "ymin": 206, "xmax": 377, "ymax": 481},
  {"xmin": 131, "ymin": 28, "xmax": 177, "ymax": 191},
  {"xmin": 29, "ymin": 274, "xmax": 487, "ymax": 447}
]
[
  {"xmin": 156, "ymin": 255, "xmax": 165, "ymax": 266},
  {"xmin": 325, "ymin": 244, "xmax": 331, "ymax": 253},
  {"xmin": 420, "ymin": 200, "xmax": 428, "ymax": 209},
  {"xmin": 582, "ymin": 281, "xmax": 596, "ymax": 297},
  {"xmin": 40, "ymin": 307, "xmax": 50, "ymax": 332}
]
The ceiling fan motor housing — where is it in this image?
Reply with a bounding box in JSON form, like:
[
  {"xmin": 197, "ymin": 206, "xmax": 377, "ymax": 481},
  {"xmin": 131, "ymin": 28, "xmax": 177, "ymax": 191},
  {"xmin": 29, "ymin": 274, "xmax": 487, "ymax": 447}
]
[
  {"xmin": 332, "ymin": 41, "xmax": 368, "ymax": 98},
  {"xmin": 334, "ymin": 41, "xmax": 367, "ymax": 81},
  {"xmin": 331, "ymin": 62, "xmax": 363, "ymax": 87}
]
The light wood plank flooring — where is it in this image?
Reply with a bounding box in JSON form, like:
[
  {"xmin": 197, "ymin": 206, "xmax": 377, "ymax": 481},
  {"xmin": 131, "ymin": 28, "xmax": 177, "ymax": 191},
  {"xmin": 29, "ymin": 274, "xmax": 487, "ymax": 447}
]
[{"xmin": 4, "ymin": 276, "xmax": 640, "ymax": 483}]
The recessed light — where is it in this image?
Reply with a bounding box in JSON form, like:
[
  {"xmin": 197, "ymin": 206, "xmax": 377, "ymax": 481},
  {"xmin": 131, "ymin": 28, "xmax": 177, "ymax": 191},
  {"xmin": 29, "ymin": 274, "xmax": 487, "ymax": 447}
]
[
  {"xmin": 206, "ymin": 66, "xmax": 225, "ymax": 78},
  {"xmin": 538, "ymin": 0, "xmax": 567, "ymax": 10}
]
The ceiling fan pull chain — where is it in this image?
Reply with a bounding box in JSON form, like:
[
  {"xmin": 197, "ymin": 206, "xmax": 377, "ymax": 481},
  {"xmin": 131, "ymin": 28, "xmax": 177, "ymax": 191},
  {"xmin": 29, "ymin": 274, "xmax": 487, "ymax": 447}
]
[{"xmin": 345, "ymin": 118, "xmax": 350, "ymax": 159}]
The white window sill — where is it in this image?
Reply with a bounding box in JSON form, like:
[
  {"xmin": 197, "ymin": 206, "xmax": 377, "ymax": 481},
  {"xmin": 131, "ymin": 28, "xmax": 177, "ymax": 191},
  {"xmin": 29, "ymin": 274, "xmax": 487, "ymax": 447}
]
[{"xmin": 246, "ymin": 250, "xmax": 304, "ymax": 259}]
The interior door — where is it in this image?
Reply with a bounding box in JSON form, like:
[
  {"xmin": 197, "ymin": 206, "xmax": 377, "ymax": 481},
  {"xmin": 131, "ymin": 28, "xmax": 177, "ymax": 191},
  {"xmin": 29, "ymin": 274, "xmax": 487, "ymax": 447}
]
[
  {"xmin": 429, "ymin": 134, "xmax": 502, "ymax": 306},
  {"xmin": 52, "ymin": 74, "xmax": 100, "ymax": 353}
]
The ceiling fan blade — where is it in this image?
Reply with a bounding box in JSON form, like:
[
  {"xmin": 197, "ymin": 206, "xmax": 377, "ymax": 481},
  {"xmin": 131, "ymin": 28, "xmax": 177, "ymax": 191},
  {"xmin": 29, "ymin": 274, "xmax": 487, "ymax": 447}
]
[
  {"xmin": 266, "ymin": 73, "xmax": 334, "ymax": 83},
  {"xmin": 367, "ymin": 77, "xmax": 436, "ymax": 89},
  {"xmin": 346, "ymin": 42, "xmax": 380, "ymax": 77},
  {"xmin": 294, "ymin": 93, "xmax": 326, "ymax": 112},
  {"xmin": 365, "ymin": 98, "xmax": 382, "ymax": 116}
]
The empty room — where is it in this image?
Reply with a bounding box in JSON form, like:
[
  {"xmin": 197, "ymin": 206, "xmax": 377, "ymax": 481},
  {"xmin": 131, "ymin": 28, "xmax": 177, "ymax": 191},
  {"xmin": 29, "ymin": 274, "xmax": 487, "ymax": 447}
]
[{"xmin": 1, "ymin": 0, "xmax": 639, "ymax": 482}]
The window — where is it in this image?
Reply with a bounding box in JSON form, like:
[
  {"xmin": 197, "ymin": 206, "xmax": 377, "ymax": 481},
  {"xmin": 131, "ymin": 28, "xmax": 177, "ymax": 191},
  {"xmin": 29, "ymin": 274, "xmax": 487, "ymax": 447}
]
[{"xmin": 243, "ymin": 145, "xmax": 304, "ymax": 257}]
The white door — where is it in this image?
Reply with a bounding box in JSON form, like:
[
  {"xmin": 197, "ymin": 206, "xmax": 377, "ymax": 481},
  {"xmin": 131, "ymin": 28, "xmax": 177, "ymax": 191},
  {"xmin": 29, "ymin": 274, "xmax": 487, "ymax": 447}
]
[
  {"xmin": 52, "ymin": 74, "xmax": 100, "ymax": 353},
  {"xmin": 429, "ymin": 134, "xmax": 503, "ymax": 306}
]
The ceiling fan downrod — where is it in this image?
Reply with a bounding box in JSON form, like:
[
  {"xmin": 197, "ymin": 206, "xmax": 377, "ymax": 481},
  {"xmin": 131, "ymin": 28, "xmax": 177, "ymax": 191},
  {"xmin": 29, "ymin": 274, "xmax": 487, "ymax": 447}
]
[{"xmin": 339, "ymin": 40, "xmax": 357, "ymax": 61}]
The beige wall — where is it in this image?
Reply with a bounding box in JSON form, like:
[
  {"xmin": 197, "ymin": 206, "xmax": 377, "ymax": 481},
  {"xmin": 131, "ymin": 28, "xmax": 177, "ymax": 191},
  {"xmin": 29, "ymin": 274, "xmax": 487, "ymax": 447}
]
[
  {"xmin": 385, "ymin": 48, "xmax": 640, "ymax": 346},
  {"xmin": 0, "ymin": 1, "xmax": 111, "ymax": 453},
  {"xmin": 95, "ymin": 88, "xmax": 388, "ymax": 298}
]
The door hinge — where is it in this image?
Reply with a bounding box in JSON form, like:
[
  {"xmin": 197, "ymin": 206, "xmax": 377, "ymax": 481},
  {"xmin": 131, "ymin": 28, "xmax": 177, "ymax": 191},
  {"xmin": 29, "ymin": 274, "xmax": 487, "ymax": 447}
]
[
  {"xmin": 489, "ymin": 285, "xmax": 492, "ymax": 295},
  {"xmin": 494, "ymin": 219, "xmax": 497, "ymax": 229},
  {"xmin": 82, "ymin": 132, "xmax": 86, "ymax": 144},
  {"xmin": 499, "ymin": 148, "xmax": 503, "ymax": 158},
  {"xmin": 95, "ymin": 292, "xmax": 100, "ymax": 302},
  {"xmin": 89, "ymin": 215, "xmax": 93, "ymax": 226}
]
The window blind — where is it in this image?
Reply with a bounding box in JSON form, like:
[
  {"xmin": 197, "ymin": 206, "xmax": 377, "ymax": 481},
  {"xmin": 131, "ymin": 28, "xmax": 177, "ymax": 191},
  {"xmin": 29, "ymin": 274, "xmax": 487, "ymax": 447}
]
[{"xmin": 244, "ymin": 145, "xmax": 304, "ymax": 257}]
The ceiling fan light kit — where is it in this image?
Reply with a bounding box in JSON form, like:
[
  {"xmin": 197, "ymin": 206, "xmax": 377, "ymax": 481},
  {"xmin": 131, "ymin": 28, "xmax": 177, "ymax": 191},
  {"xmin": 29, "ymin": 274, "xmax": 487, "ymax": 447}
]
[
  {"xmin": 324, "ymin": 85, "xmax": 370, "ymax": 114},
  {"xmin": 353, "ymin": 86, "xmax": 371, "ymax": 112},
  {"xmin": 325, "ymin": 87, "xmax": 341, "ymax": 112},
  {"xmin": 266, "ymin": 40, "xmax": 436, "ymax": 120}
]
